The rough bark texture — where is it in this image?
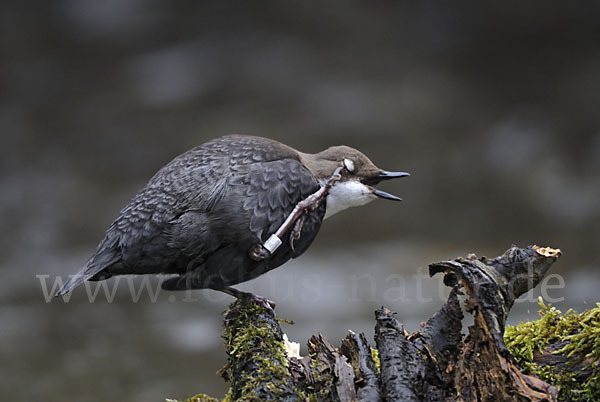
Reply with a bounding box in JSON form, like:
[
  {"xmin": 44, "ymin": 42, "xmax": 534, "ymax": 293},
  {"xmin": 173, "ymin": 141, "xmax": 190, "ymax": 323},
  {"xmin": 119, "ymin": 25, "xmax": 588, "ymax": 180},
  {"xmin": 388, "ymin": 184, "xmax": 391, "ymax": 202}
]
[
  {"xmin": 179, "ymin": 245, "xmax": 569, "ymax": 402},
  {"xmin": 340, "ymin": 331, "xmax": 381, "ymax": 401}
]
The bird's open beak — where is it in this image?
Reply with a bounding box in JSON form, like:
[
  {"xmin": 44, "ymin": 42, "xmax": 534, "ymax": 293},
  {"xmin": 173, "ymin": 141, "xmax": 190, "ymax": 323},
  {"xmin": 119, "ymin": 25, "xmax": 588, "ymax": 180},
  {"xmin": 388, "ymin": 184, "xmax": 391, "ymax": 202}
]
[
  {"xmin": 364, "ymin": 171, "xmax": 410, "ymax": 201},
  {"xmin": 377, "ymin": 171, "xmax": 410, "ymax": 181},
  {"xmin": 371, "ymin": 188, "xmax": 403, "ymax": 201}
]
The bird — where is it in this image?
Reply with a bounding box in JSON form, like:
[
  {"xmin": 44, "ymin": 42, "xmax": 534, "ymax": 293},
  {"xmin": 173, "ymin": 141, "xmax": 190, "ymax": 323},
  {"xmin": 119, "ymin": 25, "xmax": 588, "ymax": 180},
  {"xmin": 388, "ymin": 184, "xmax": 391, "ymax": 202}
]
[{"xmin": 56, "ymin": 135, "xmax": 409, "ymax": 303}]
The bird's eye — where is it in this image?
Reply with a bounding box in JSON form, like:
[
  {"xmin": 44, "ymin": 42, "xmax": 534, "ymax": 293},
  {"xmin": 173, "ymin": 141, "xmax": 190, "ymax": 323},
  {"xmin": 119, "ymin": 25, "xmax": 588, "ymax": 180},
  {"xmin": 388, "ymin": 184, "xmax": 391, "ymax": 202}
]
[{"xmin": 343, "ymin": 158, "xmax": 355, "ymax": 172}]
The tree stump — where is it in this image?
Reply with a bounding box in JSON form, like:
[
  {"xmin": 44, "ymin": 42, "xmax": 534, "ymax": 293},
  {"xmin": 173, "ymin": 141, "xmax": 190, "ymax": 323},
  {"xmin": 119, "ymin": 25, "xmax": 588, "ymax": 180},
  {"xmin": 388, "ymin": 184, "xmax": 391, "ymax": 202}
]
[{"xmin": 178, "ymin": 245, "xmax": 572, "ymax": 402}]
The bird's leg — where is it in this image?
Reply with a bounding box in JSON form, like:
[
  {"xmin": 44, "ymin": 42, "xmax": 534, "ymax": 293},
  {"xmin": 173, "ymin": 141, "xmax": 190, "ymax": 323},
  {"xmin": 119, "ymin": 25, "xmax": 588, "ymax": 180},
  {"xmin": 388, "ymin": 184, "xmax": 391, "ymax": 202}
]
[
  {"xmin": 299, "ymin": 165, "xmax": 345, "ymax": 210},
  {"xmin": 249, "ymin": 166, "xmax": 344, "ymax": 261},
  {"xmin": 220, "ymin": 286, "xmax": 276, "ymax": 310}
]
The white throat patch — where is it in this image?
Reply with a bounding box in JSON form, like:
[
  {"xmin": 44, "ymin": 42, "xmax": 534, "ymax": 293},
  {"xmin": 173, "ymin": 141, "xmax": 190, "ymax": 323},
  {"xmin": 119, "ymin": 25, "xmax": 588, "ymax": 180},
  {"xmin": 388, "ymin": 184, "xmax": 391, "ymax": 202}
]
[{"xmin": 323, "ymin": 180, "xmax": 376, "ymax": 219}]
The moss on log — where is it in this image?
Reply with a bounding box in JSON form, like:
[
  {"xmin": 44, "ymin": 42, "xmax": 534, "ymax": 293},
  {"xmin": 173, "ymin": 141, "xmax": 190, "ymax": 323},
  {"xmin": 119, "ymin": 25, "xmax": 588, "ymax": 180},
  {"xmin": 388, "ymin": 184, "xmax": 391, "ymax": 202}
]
[
  {"xmin": 505, "ymin": 299, "xmax": 600, "ymax": 401},
  {"xmin": 169, "ymin": 245, "xmax": 598, "ymax": 401}
]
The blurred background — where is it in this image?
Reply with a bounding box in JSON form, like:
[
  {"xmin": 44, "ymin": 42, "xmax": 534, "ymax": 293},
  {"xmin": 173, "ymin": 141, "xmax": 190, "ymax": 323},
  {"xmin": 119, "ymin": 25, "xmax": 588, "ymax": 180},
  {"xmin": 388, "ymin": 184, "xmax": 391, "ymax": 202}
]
[{"xmin": 2, "ymin": 1, "xmax": 600, "ymax": 401}]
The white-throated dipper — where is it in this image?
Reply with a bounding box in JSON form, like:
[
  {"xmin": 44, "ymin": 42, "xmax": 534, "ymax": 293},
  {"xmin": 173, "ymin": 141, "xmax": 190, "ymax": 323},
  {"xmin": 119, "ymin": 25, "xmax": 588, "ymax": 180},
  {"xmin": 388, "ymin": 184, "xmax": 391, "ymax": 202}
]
[{"xmin": 56, "ymin": 135, "xmax": 409, "ymax": 302}]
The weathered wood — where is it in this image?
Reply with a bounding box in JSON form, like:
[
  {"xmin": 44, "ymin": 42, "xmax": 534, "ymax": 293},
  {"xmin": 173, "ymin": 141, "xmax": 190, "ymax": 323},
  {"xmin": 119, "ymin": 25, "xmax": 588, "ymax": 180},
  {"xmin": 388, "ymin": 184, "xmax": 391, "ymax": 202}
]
[
  {"xmin": 340, "ymin": 331, "xmax": 381, "ymax": 401},
  {"xmin": 307, "ymin": 334, "xmax": 357, "ymax": 402},
  {"xmin": 375, "ymin": 307, "xmax": 430, "ymax": 401},
  {"xmin": 180, "ymin": 245, "xmax": 570, "ymax": 402},
  {"xmin": 425, "ymin": 245, "xmax": 561, "ymax": 401},
  {"xmin": 428, "ymin": 245, "xmax": 560, "ymax": 358}
]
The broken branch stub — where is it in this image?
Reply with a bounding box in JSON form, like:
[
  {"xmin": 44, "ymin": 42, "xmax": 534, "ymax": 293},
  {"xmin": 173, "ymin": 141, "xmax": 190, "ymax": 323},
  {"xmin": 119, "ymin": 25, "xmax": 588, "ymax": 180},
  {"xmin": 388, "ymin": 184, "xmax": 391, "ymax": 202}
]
[
  {"xmin": 425, "ymin": 245, "xmax": 561, "ymax": 401},
  {"xmin": 429, "ymin": 245, "xmax": 561, "ymax": 357},
  {"xmin": 340, "ymin": 331, "xmax": 381, "ymax": 401}
]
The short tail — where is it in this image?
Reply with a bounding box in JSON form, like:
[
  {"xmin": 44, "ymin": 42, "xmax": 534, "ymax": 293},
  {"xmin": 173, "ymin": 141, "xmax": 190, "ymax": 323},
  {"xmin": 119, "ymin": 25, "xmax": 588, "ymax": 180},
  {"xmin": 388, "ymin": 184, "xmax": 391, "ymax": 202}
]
[{"xmin": 55, "ymin": 248, "xmax": 119, "ymax": 297}]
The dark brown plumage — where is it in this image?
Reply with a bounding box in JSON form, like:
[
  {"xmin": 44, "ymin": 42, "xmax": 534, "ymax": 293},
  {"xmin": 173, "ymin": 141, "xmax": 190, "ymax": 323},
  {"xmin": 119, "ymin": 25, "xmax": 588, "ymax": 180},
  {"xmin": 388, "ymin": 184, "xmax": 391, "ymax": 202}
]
[{"xmin": 56, "ymin": 135, "xmax": 408, "ymax": 298}]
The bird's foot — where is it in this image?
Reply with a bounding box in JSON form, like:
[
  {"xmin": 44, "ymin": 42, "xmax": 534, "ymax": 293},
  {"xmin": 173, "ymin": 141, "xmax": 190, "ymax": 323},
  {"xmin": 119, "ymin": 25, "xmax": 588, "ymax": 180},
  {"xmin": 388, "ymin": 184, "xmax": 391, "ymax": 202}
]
[
  {"xmin": 248, "ymin": 243, "xmax": 270, "ymax": 261},
  {"xmin": 290, "ymin": 212, "xmax": 306, "ymax": 252},
  {"xmin": 242, "ymin": 293, "xmax": 276, "ymax": 311},
  {"xmin": 221, "ymin": 286, "xmax": 276, "ymax": 310}
]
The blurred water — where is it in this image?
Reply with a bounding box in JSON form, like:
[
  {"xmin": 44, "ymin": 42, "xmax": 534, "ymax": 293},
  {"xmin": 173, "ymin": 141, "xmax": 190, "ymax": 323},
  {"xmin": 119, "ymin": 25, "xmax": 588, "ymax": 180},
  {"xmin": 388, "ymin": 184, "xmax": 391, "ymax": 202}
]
[{"xmin": 2, "ymin": 1, "xmax": 600, "ymax": 401}]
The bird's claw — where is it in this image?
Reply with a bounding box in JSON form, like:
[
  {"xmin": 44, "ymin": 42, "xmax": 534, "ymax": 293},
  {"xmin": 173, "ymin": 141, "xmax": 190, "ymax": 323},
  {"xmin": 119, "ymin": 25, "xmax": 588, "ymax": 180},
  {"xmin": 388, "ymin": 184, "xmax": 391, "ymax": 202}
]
[
  {"xmin": 239, "ymin": 292, "xmax": 276, "ymax": 310},
  {"xmin": 327, "ymin": 166, "xmax": 344, "ymax": 185},
  {"xmin": 289, "ymin": 213, "xmax": 306, "ymax": 253},
  {"xmin": 249, "ymin": 243, "xmax": 270, "ymax": 261},
  {"xmin": 222, "ymin": 287, "xmax": 276, "ymax": 311}
]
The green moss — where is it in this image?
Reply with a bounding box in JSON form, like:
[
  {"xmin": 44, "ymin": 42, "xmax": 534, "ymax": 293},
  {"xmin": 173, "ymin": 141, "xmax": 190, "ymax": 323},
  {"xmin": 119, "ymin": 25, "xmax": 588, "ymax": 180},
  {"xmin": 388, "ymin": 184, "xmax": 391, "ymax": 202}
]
[
  {"xmin": 370, "ymin": 348, "xmax": 380, "ymax": 373},
  {"xmin": 505, "ymin": 297, "xmax": 600, "ymax": 401},
  {"xmin": 222, "ymin": 301, "xmax": 306, "ymax": 401},
  {"xmin": 166, "ymin": 393, "xmax": 220, "ymax": 402},
  {"xmin": 275, "ymin": 317, "xmax": 295, "ymax": 326},
  {"xmin": 220, "ymin": 389, "xmax": 232, "ymax": 402}
]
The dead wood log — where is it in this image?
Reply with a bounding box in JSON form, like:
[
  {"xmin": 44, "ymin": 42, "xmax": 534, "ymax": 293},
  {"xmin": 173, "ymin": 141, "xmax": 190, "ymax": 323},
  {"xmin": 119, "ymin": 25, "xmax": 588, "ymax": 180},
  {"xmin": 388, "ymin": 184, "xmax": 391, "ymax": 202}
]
[{"xmin": 179, "ymin": 245, "xmax": 568, "ymax": 402}]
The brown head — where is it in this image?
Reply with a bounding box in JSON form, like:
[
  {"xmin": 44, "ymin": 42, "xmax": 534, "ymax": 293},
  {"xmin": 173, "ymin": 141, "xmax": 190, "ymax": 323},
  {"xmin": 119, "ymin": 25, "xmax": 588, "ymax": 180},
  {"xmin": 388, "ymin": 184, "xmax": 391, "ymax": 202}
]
[{"xmin": 299, "ymin": 145, "xmax": 409, "ymax": 218}]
